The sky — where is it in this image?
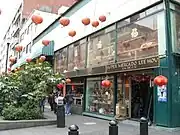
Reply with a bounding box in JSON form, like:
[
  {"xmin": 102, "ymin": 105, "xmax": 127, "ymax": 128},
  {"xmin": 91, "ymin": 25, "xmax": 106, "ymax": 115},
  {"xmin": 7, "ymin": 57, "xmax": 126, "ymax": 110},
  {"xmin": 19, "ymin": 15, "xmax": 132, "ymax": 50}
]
[{"xmin": 0, "ymin": 0, "xmax": 22, "ymax": 43}]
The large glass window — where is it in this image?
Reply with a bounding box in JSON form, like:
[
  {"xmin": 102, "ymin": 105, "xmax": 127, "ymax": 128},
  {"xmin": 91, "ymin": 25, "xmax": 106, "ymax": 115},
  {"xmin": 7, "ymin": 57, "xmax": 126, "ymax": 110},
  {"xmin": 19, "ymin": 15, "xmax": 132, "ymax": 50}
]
[
  {"xmin": 67, "ymin": 39, "xmax": 87, "ymax": 71},
  {"xmin": 170, "ymin": 4, "xmax": 180, "ymax": 53},
  {"xmin": 74, "ymin": 39, "xmax": 86, "ymax": 69},
  {"xmin": 67, "ymin": 44, "xmax": 74, "ymax": 71},
  {"xmin": 87, "ymin": 25, "xmax": 116, "ymax": 67},
  {"xmin": 54, "ymin": 48, "xmax": 67, "ymax": 73},
  {"xmin": 85, "ymin": 76, "xmax": 114, "ymax": 116},
  {"xmin": 117, "ymin": 12, "xmax": 166, "ymax": 62}
]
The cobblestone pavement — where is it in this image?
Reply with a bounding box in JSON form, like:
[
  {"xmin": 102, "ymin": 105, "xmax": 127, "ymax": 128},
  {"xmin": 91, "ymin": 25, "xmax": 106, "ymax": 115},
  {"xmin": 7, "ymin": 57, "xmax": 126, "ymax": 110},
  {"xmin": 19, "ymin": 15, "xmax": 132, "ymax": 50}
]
[{"xmin": 0, "ymin": 114, "xmax": 180, "ymax": 135}]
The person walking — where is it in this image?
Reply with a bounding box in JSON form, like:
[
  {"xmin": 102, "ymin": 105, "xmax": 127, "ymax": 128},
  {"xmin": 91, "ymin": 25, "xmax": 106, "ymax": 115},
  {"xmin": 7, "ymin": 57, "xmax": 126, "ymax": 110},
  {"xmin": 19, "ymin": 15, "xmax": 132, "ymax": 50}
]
[
  {"xmin": 64, "ymin": 91, "xmax": 74, "ymax": 115},
  {"xmin": 48, "ymin": 91, "xmax": 54, "ymax": 111}
]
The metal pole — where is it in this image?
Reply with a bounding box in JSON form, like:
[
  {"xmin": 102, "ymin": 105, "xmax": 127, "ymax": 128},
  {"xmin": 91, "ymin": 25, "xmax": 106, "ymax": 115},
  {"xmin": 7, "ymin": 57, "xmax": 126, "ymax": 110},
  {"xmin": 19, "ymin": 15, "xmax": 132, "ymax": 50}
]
[
  {"xmin": 109, "ymin": 120, "xmax": 118, "ymax": 135},
  {"xmin": 68, "ymin": 125, "xmax": 79, "ymax": 135},
  {"xmin": 5, "ymin": 42, "xmax": 10, "ymax": 73},
  {"xmin": 140, "ymin": 117, "xmax": 148, "ymax": 135},
  {"xmin": 57, "ymin": 104, "xmax": 65, "ymax": 128}
]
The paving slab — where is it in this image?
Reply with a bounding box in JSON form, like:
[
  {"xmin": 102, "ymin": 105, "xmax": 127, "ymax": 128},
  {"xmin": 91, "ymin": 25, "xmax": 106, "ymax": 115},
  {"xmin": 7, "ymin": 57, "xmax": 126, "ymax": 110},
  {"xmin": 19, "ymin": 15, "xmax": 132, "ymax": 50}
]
[{"xmin": 0, "ymin": 115, "xmax": 180, "ymax": 135}]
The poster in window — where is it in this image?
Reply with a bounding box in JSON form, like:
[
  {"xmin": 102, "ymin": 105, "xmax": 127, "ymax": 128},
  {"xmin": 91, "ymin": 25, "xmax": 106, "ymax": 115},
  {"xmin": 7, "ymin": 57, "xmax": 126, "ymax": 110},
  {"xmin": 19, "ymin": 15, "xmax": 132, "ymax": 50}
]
[{"xmin": 157, "ymin": 85, "xmax": 167, "ymax": 102}]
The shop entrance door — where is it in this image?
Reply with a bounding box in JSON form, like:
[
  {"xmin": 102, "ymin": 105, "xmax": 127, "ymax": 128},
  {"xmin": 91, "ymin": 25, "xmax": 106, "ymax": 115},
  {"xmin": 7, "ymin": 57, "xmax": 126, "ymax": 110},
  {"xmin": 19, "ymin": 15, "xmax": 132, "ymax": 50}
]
[{"xmin": 130, "ymin": 75, "xmax": 153, "ymax": 121}]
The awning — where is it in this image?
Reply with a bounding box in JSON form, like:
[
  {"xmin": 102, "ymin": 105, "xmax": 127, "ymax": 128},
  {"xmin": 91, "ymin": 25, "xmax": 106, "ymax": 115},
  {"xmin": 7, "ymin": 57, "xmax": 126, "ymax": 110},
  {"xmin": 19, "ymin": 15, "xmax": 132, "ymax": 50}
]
[
  {"xmin": 11, "ymin": 41, "xmax": 54, "ymax": 70},
  {"xmin": 30, "ymin": 40, "xmax": 54, "ymax": 59}
]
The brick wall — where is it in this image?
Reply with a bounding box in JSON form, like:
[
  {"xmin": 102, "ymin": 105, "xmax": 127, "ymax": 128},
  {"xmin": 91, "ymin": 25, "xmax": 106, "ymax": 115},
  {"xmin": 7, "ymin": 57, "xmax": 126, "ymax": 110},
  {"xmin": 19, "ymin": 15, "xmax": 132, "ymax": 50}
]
[{"xmin": 23, "ymin": 0, "xmax": 77, "ymax": 18}]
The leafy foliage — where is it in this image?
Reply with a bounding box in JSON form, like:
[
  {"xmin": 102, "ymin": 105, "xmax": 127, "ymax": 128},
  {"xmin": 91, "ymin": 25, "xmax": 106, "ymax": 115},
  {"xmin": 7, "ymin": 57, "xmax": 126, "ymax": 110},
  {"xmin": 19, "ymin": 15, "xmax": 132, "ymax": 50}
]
[{"xmin": 0, "ymin": 61, "xmax": 63, "ymax": 120}]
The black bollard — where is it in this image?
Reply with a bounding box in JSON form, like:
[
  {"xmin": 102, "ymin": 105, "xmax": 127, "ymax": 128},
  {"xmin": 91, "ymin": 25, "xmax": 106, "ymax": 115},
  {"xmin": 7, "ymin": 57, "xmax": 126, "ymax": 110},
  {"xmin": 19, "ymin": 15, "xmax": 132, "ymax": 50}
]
[
  {"xmin": 57, "ymin": 104, "xmax": 65, "ymax": 128},
  {"xmin": 140, "ymin": 117, "xmax": 148, "ymax": 135},
  {"xmin": 109, "ymin": 120, "xmax": 118, "ymax": 135},
  {"xmin": 68, "ymin": 125, "xmax": 79, "ymax": 135}
]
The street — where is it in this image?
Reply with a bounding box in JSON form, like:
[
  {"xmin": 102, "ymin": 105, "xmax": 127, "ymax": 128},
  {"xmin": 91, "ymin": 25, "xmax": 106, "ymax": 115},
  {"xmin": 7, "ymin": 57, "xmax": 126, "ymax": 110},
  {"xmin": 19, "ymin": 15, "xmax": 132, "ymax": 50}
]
[{"xmin": 0, "ymin": 114, "xmax": 180, "ymax": 135}]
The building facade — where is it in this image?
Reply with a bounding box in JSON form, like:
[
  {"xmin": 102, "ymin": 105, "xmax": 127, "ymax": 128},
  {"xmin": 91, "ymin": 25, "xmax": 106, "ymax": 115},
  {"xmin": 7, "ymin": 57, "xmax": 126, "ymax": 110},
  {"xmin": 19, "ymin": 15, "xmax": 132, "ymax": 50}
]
[
  {"xmin": 0, "ymin": 0, "xmax": 76, "ymax": 74},
  {"xmin": 7, "ymin": 0, "xmax": 180, "ymax": 127}
]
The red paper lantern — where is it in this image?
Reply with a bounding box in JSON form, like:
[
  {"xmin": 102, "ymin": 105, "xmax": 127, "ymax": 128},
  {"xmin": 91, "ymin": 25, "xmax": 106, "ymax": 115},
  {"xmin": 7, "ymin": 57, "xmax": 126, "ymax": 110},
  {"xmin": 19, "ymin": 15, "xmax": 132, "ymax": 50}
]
[
  {"xmin": 59, "ymin": 17, "xmax": 70, "ymax": 27},
  {"xmin": 31, "ymin": 15, "xmax": 43, "ymax": 25},
  {"xmin": 99, "ymin": 15, "xmax": 106, "ymax": 22},
  {"xmin": 66, "ymin": 78, "xmax": 71, "ymax": 83},
  {"xmin": 153, "ymin": 75, "xmax": 168, "ymax": 86},
  {"xmin": 68, "ymin": 30, "xmax": 76, "ymax": 37},
  {"xmin": 82, "ymin": 17, "xmax": 90, "ymax": 25},
  {"xmin": 9, "ymin": 56, "xmax": 16, "ymax": 62},
  {"xmin": 57, "ymin": 83, "xmax": 64, "ymax": 89},
  {"xmin": 26, "ymin": 58, "xmax": 32, "ymax": 63},
  {"xmin": 39, "ymin": 56, "xmax": 46, "ymax": 62},
  {"xmin": 101, "ymin": 80, "xmax": 111, "ymax": 87},
  {"xmin": 42, "ymin": 40, "xmax": 50, "ymax": 46},
  {"xmin": 8, "ymin": 68, "xmax": 11, "ymax": 72},
  {"xmin": 15, "ymin": 45, "xmax": 23, "ymax": 52},
  {"xmin": 92, "ymin": 21, "xmax": 99, "ymax": 27}
]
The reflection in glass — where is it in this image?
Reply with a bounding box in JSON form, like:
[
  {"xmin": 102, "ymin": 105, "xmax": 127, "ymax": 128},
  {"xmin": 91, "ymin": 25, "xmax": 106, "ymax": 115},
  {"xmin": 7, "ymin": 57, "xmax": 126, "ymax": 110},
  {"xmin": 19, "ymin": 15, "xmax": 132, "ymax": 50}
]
[
  {"xmin": 171, "ymin": 11, "xmax": 180, "ymax": 53},
  {"xmin": 85, "ymin": 76, "xmax": 114, "ymax": 116},
  {"xmin": 117, "ymin": 14, "xmax": 160, "ymax": 61},
  {"xmin": 87, "ymin": 27, "xmax": 116, "ymax": 67},
  {"xmin": 55, "ymin": 48, "xmax": 67, "ymax": 73}
]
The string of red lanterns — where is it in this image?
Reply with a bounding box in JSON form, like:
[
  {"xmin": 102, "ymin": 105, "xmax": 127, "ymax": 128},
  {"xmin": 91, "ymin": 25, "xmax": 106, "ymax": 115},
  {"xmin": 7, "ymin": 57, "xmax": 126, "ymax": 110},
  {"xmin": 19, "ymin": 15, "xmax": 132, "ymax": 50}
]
[
  {"xmin": 82, "ymin": 17, "xmax": 91, "ymax": 26},
  {"xmin": 39, "ymin": 56, "xmax": 46, "ymax": 62},
  {"xmin": 57, "ymin": 83, "xmax": 64, "ymax": 89},
  {"xmin": 101, "ymin": 79, "xmax": 111, "ymax": 88},
  {"xmin": 9, "ymin": 56, "xmax": 16, "ymax": 63},
  {"xmin": 99, "ymin": 15, "xmax": 106, "ymax": 22},
  {"xmin": 26, "ymin": 58, "xmax": 32, "ymax": 63},
  {"xmin": 68, "ymin": 30, "xmax": 76, "ymax": 37},
  {"xmin": 59, "ymin": 17, "xmax": 70, "ymax": 27},
  {"xmin": 91, "ymin": 20, "xmax": 99, "ymax": 27},
  {"xmin": 153, "ymin": 75, "xmax": 168, "ymax": 87},
  {"xmin": 42, "ymin": 40, "xmax": 50, "ymax": 46},
  {"xmin": 15, "ymin": 45, "xmax": 23, "ymax": 52},
  {"xmin": 31, "ymin": 14, "xmax": 43, "ymax": 25}
]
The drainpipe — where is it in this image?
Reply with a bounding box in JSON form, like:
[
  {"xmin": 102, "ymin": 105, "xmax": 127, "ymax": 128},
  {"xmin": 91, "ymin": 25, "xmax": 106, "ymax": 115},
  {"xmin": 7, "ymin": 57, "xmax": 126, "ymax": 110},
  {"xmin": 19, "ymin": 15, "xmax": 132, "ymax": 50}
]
[{"xmin": 5, "ymin": 42, "xmax": 10, "ymax": 73}]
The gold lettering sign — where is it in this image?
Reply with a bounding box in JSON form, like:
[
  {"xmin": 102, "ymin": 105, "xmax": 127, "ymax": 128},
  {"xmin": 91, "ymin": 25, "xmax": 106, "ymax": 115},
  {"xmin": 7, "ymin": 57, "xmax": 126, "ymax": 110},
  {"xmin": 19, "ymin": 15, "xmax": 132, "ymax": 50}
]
[{"xmin": 106, "ymin": 56, "xmax": 159, "ymax": 72}]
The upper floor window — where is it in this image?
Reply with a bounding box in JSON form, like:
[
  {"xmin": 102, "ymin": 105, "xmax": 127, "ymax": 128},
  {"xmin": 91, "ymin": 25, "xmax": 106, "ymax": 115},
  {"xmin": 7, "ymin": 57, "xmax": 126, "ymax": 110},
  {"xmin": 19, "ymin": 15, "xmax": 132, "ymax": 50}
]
[{"xmin": 87, "ymin": 25, "xmax": 116, "ymax": 67}]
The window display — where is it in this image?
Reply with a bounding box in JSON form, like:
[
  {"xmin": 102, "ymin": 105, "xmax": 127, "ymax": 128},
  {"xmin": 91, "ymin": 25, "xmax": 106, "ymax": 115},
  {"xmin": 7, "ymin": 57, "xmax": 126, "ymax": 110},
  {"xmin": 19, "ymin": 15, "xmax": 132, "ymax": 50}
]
[{"xmin": 85, "ymin": 76, "xmax": 114, "ymax": 116}]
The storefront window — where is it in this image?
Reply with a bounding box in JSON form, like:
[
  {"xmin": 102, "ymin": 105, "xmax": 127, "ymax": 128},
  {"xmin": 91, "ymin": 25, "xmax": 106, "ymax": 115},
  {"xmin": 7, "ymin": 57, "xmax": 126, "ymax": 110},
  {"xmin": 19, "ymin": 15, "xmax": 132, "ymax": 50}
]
[
  {"xmin": 74, "ymin": 39, "xmax": 86, "ymax": 69},
  {"xmin": 55, "ymin": 48, "xmax": 67, "ymax": 73},
  {"xmin": 170, "ymin": 10, "xmax": 180, "ymax": 53},
  {"xmin": 67, "ymin": 39, "xmax": 86, "ymax": 71},
  {"xmin": 117, "ymin": 12, "xmax": 165, "ymax": 62},
  {"xmin": 68, "ymin": 44, "xmax": 74, "ymax": 71},
  {"xmin": 85, "ymin": 76, "xmax": 114, "ymax": 116},
  {"xmin": 87, "ymin": 25, "xmax": 116, "ymax": 67}
]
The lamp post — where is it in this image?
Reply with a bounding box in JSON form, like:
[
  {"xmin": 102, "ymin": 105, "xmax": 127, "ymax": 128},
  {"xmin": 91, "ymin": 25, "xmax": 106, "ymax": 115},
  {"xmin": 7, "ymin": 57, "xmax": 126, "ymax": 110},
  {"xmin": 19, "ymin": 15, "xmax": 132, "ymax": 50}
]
[{"xmin": 5, "ymin": 38, "xmax": 11, "ymax": 73}]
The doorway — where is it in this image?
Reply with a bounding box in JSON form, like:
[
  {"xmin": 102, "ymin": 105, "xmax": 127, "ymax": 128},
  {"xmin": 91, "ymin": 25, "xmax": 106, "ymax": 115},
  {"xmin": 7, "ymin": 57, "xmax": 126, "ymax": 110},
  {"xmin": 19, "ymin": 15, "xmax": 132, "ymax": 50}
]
[{"xmin": 130, "ymin": 75, "xmax": 153, "ymax": 121}]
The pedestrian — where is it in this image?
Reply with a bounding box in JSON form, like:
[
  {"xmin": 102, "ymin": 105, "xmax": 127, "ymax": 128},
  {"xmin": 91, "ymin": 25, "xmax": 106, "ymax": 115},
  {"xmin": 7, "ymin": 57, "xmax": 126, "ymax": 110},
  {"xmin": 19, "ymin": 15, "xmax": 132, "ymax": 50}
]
[
  {"xmin": 48, "ymin": 91, "xmax": 54, "ymax": 111},
  {"xmin": 40, "ymin": 96, "xmax": 46, "ymax": 112},
  {"xmin": 64, "ymin": 90, "xmax": 74, "ymax": 115}
]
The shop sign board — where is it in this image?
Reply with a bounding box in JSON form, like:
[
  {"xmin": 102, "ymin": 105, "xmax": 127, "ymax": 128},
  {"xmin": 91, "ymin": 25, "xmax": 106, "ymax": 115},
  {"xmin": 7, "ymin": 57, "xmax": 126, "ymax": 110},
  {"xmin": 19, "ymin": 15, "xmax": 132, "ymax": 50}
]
[{"xmin": 106, "ymin": 56, "xmax": 159, "ymax": 73}]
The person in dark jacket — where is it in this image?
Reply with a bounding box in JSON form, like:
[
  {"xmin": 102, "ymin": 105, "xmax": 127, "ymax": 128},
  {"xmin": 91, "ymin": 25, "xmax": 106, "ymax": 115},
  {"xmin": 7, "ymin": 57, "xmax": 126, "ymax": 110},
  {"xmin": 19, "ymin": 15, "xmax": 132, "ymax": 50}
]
[
  {"xmin": 64, "ymin": 91, "xmax": 74, "ymax": 115},
  {"xmin": 48, "ymin": 91, "xmax": 54, "ymax": 111}
]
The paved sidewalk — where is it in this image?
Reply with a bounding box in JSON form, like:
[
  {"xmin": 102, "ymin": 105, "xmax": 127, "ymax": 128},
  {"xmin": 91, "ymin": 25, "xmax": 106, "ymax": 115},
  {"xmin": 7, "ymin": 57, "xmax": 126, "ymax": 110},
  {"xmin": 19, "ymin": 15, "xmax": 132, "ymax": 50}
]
[{"xmin": 0, "ymin": 114, "xmax": 180, "ymax": 135}]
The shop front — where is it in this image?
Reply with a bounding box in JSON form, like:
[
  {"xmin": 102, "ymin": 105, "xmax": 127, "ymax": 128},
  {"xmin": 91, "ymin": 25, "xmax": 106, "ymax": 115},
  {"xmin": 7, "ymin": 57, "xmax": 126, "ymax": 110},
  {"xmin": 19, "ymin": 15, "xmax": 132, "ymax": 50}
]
[{"xmin": 53, "ymin": 2, "xmax": 180, "ymax": 126}]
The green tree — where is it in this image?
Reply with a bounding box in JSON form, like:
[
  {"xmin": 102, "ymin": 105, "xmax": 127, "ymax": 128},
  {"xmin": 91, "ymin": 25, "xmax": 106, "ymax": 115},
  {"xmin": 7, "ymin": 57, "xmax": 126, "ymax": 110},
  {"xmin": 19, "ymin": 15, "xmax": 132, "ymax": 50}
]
[{"xmin": 0, "ymin": 61, "xmax": 63, "ymax": 120}]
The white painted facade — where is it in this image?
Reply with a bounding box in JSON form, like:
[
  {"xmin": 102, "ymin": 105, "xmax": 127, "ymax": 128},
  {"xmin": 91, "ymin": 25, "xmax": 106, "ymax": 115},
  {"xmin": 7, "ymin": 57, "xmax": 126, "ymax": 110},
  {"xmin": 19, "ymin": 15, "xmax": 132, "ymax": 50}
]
[
  {"xmin": 33, "ymin": 0, "xmax": 162, "ymax": 52},
  {"xmin": 18, "ymin": 10, "xmax": 58, "ymax": 57}
]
